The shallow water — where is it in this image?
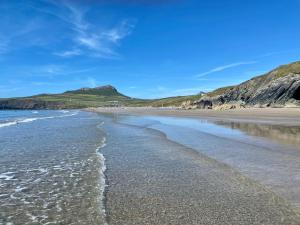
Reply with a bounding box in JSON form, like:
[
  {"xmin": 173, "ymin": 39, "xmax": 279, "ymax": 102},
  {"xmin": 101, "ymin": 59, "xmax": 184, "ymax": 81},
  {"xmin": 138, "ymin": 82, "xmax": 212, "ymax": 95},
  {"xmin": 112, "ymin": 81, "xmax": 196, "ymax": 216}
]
[
  {"xmin": 99, "ymin": 114, "xmax": 300, "ymax": 224},
  {"xmin": 0, "ymin": 110, "xmax": 107, "ymax": 225},
  {"xmin": 118, "ymin": 115, "xmax": 300, "ymax": 208}
]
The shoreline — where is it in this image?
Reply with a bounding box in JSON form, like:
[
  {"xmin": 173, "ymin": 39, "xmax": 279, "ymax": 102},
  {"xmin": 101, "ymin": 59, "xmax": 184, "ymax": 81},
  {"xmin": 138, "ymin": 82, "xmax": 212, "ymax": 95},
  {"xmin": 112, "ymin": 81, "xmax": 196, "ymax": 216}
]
[
  {"xmin": 97, "ymin": 113, "xmax": 300, "ymax": 224},
  {"xmin": 87, "ymin": 107, "xmax": 300, "ymax": 126}
]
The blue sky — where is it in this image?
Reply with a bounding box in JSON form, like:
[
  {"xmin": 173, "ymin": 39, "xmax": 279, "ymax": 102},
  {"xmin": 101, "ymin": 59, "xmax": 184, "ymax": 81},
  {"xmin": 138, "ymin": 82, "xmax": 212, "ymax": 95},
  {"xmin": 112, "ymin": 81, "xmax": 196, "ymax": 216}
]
[{"xmin": 1, "ymin": 0, "xmax": 300, "ymax": 99}]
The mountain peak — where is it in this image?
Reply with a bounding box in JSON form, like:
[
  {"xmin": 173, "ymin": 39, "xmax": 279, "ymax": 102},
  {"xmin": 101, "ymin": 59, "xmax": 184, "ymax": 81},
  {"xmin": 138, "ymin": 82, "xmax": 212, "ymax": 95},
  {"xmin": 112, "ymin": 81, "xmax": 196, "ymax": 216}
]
[
  {"xmin": 78, "ymin": 85, "xmax": 117, "ymax": 91},
  {"xmin": 65, "ymin": 85, "xmax": 125, "ymax": 97},
  {"xmin": 94, "ymin": 85, "xmax": 117, "ymax": 91}
]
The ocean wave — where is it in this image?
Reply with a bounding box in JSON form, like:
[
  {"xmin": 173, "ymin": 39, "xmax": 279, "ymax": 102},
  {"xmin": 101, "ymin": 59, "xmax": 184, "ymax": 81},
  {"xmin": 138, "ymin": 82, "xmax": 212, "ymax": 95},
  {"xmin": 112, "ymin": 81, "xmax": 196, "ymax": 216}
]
[
  {"xmin": 19, "ymin": 118, "xmax": 39, "ymax": 123},
  {"xmin": 0, "ymin": 111, "xmax": 78, "ymax": 129},
  {"xmin": 0, "ymin": 121, "xmax": 18, "ymax": 128},
  {"xmin": 96, "ymin": 136, "xmax": 108, "ymax": 225}
]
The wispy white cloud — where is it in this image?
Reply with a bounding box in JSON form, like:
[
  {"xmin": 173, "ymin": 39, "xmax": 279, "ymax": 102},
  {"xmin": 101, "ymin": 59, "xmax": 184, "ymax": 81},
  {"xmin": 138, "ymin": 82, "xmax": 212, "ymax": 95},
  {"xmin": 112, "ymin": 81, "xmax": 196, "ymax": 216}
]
[
  {"xmin": 43, "ymin": 0, "xmax": 135, "ymax": 58},
  {"xmin": 0, "ymin": 0, "xmax": 135, "ymax": 59},
  {"xmin": 30, "ymin": 77, "xmax": 99, "ymax": 88},
  {"xmin": 28, "ymin": 64, "xmax": 95, "ymax": 77},
  {"xmin": 54, "ymin": 49, "xmax": 82, "ymax": 57},
  {"xmin": 196, "ymin": 61, "xmax": 257, "ymax": 77}
]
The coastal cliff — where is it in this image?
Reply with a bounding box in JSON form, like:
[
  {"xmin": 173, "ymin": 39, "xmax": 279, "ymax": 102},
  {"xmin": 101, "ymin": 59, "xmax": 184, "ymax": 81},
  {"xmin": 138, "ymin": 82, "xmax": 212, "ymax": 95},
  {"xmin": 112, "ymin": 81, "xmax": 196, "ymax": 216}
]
[{"xmin": 184, "ymin": 61, "xmax": 300, "ymax": 109}]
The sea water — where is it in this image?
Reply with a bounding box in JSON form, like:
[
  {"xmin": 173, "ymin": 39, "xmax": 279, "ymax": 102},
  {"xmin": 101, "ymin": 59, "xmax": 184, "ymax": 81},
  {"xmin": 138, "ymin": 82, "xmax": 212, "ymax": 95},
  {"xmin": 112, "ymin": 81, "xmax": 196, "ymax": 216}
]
[
  {"xmin": 118, "ymin": 115, "xmax": 300, "ymax": 208},
  {"xmin": 0, "ymin": 110, "xmax": 107, "ymax": 225}
]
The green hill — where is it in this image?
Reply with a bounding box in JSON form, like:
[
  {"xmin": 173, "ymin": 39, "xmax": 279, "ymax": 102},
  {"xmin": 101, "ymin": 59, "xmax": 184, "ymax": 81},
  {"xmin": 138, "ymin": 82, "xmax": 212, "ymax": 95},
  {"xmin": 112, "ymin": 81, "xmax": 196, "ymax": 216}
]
[{"xmin": 0, "ymin": 85, "xmax": 147, "ymax": 109}]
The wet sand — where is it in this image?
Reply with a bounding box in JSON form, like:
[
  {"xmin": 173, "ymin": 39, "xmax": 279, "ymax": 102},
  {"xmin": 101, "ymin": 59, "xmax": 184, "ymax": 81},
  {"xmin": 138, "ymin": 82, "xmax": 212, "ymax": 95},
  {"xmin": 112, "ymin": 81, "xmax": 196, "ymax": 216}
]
[
  {"xmin": 89, "ymin": 107, "xmax": 300, "ymax": 126},
  {"xmin": 96, "ymin": 112, "xmax": 300, "ymax": 225}
]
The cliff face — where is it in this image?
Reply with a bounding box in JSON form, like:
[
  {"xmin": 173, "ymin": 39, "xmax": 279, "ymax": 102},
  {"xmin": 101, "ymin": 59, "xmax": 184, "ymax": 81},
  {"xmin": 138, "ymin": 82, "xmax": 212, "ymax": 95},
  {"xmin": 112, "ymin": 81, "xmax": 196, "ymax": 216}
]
[
  {"xmin": 0, "ymin": 99, "xmax": 67, "ymax": 110},
  {"xmin": 193, "ymin": 62, "xmax": 300, "ymax": 109}
]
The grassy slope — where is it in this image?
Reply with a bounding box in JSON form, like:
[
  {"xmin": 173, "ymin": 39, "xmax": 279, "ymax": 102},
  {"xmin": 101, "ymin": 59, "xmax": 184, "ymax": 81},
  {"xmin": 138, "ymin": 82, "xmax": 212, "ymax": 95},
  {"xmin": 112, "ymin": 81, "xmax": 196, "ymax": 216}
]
[
  {"xmin": 140, "ymin": 94, "xmax": 204, "ymax": 107},
  {"xmin": 25, "ymin": 93, "xmax": 147, "ymax": 108},
  {"xmin": 9, "ymin": 93, "xmax": 203, "ymax": 108},
  {"xmin": 272, "ymin": 61, "xmax": 300, "ymax": 79},
  {"xmin": 2, "ymin": 61, "xmax": 299, "ymax": 109}
]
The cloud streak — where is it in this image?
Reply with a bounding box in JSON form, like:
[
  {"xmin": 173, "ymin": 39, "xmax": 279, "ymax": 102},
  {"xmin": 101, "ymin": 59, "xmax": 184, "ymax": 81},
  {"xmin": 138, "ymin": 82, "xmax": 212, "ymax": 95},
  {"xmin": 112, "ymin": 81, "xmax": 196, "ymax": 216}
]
[
  {"xmin": 25, "ymin": 64, "xmax": 96, "ymax": 78},
  {"xmin": 0, "ymin": 0, "xmax": 135, "ymax": 59},
  {"xmin": 54, "ymin": 49, "xmax": 82, "ymax": 57},
  {"xmin": 44, "ymin": 0, "xmax": 136, "ymax": 58},
  {"xmin": 196, "ymin": 61, "xmax": 257, "ymax": 77}
]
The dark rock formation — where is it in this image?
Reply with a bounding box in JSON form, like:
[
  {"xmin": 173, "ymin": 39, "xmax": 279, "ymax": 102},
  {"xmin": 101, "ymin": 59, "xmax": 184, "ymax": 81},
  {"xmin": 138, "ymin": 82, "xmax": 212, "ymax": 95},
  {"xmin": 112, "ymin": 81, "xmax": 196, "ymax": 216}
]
[
  {"xmin": 193, "ymin": 61, "xmax": 300, "ymax": 109},
  {"xmin": 193, "ymin": 99, "xmax": 213, "ymax": 109}
]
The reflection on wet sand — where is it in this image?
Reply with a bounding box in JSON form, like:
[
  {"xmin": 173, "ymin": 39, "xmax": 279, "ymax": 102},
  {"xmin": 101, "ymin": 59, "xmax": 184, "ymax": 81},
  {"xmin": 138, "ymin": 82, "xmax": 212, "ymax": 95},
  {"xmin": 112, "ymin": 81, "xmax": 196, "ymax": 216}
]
[
  {"xmin": 215, "ymin": 121, "xmax": 300, "ymax": 147},
  {"xmin": 101, "ymin": 115, "xmax": 300, "ymax": 225},
  {"xmin": 119, "ymin": 115, "xmax": 300, "ymax": 209}
]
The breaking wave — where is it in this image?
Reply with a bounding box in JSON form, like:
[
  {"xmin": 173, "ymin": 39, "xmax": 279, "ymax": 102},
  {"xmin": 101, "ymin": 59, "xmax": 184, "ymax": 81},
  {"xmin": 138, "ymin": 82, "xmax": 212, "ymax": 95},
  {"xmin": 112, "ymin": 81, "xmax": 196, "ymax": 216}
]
[{"xmin": 0, "ymin": 111, "xmax": 78, "ymax": 129}]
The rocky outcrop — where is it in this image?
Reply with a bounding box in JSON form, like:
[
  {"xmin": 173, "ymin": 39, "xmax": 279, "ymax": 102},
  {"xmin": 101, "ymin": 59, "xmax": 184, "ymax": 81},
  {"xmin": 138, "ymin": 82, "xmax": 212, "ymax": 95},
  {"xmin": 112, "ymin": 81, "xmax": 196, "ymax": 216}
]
[
  {"xmin": 191, "ymin": 62, "xmax": 300, "ymax": 109},
  {"xmin": 65, "ymin": 85, "xmax": 128, "ymax": 97}
]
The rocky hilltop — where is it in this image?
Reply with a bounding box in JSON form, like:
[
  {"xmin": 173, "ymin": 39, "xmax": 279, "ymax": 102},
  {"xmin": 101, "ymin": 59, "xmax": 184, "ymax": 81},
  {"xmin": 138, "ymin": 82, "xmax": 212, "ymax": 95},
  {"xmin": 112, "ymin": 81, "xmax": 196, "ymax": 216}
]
[
  {"xmin": 64, "ymin": 85, "xmax": 128, "ymax": 97},
  {"xmin": 0, "ymin": 85, "xmax": 135, "ymax": 109},
  {"xmin": 184, "ymin": 61, "xmax": 300, "ymax": 109}
]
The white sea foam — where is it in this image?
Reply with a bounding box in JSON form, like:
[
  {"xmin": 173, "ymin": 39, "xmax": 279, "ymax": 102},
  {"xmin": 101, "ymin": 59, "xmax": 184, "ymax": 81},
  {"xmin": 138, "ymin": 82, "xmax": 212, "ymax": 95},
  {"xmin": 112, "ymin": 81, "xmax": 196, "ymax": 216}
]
[
  {"xmin": 0, "ymin": 117, "xmax": 41, "ymax": 128},
  {"xmin": 19, "ymin": 118, "xmax": 39, "ymax": 123},
  {"xmin": 0, "ymin": 111, "xmax": 78, "ymax": 129},
  {"xmin": 96, "ymin": 136, "xmax": 108, "ymax": 225},
  {"xmin": 26, "ymin": 213, "xmax": 38, "ymax": 223},
  {"xmin": 15, "ymin": 186, "xmax": 27, "ymax": 192},
  {"xmin": 38, "ymin": 168, "xmax": 48, "ymax": 174},
  {"xmin": 0, "ymin": 172, "xmax": 16, "ymax": 181},
  {"xmin": 60, "ymin": 110, "xmax": 70, "ymax": 114},
  {"xmin": 0, "ymin": 121, "xmax": 17, "ymax": 128}
]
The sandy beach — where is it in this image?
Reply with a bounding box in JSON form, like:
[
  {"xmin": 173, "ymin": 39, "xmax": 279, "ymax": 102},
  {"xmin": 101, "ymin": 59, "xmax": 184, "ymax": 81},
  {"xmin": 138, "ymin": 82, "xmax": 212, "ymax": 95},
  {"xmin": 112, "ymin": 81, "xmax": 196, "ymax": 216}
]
[{"xmin": 88, "ymin": 107, "xmax": 300, "ymax": 126}]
